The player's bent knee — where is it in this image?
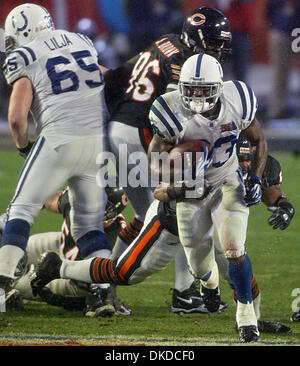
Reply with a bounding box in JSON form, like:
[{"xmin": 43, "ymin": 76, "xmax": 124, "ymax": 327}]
[{"xmin": 224, "ymin": 245, "xmax": 246, "ymax": 260}]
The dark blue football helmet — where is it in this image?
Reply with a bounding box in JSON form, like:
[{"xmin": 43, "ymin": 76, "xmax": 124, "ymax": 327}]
[{"xmin": 180, "ymin": 7, "xmax": 232, "ymax": 63}]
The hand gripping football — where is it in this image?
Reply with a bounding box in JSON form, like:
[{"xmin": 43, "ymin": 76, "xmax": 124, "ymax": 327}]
[{"xmin": 166, "ymin": 140, "xmax": 212, "ymax": 182}]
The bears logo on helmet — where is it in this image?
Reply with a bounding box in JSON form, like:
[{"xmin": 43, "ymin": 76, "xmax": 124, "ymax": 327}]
[{"xmin": 190, "ymin": 13, "xmax": 206, "ymax": 26}]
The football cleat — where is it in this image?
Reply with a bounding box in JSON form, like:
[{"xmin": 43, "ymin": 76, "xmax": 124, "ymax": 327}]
[
  {"xmin": 109, "ymin": 284, "xmax": 132, "ymax": 316},
  {"xmin": 200, "ymin": 285, "xmax": 221, "ymax": 313},
  {"xmin": 83, "ymin": 285, "xmax": 115, "ymax": 318},
  {"xmin": 30, "ymin": 251, "xmax": 62, "ymax": 296},
  {"xmin": 0, "ymin": 275, "xmax": 16, "ymax": 311},
  {"xmin": 291, "ymin": 311, "xmax": 300, "ymax": 322},
  {"xmin": 114, "ymin": 302, "xmax": 132, "ymax": 316},
  {"xmin": 238, "ymin": 325, "xmax": 260, "ymax": 343},
  {"xmin": 172, "ymin": 282, "xmax": 209, "ymax": 314},
  {"xmin": 0, "ymin": 275, "xmax": 14, "ymax": 293},
  {"xmin": 5, "ymin": 288, "xmax": 24, "ymax": 310},
  {"xmin": 217, "ymin": 300, "xmax": 229, "ymax": 313},
  {"xmin": 258, "ymin": 320, "xmax": 292, "ymax": 334}
]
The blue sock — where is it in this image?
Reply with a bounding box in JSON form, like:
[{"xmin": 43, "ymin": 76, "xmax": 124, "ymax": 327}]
[
  {"xmin": 1, "ymin": 219, "xmax": 30, "ymax": 250},
  {"xmin": 228, "ymin": 254, "xmax": 253, "ymax": 304}
]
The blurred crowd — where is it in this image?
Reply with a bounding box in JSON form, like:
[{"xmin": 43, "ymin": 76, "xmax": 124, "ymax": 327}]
[{"xmin": 0, "ymin": 0, "xmax": 300, "ymax": 123}]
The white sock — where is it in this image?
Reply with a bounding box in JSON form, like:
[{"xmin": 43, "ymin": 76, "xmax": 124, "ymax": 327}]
[
  {"xmin": 200, "ymin": 261, "xmax": 219, "ymax": 290},
  {"xmin": 253, "ymin": 292, "xmax": 261, "ymax": 320},
  {"xmin": 93, "ymin": 283, "xmax": 110, "ymax": 290},
  {"xmin": 60, "ymin": 258, "xmax": 94, "ymax": 283},
  {"xmin": 110, "ymin": 237, "xmax": 128, "ymax": 259},
  {"xmin": 0, "ymin": 245, "xmax": 25, "ymax": 279},
  {"xmin": 174, "ymin": 249, "xmax": 194, "ymax": 292},
  {"xmin": 86, "ymin": 249, "xmax": 111, "ymax": 259},
  {"xmin": 236, "ymin": 301, "xmax": 257, "ymax": 327}
]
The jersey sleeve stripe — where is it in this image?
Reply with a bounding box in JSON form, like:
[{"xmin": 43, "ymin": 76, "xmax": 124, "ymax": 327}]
[
  {"xmin": 245, "ymin": 83, "xmax": 254, "ymax": 121},
  {"xmin": 233, "ymin": 80, "xmax": 247, "ymax": 120},
  {"xmin": 150, "ymin": 104, "xmax": 175, "ymax": 137},
  {"xmin": 157, "ymin": 96, "xmax": 183, "ymax": 132},
  {"xmin": 15, "ymin": 50, "xmax": 29, "ymax": 66},
  {"xmin": 19, "ymin": 46, "xmax": 36, "ymax": 62}
]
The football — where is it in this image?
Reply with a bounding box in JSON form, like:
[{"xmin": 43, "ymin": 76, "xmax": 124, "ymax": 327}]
[
  {"xmin": 168, "ymin": 139, "xmax": 212, "ymax": 164},
  {"xmin": 164, "ymin": 140, "xmax": 212, "ymax": 183}
]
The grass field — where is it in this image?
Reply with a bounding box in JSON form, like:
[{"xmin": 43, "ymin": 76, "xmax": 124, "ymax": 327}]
[{"xmin": 0, "ymin": 148, "xmax": 300, "ymax": 347}]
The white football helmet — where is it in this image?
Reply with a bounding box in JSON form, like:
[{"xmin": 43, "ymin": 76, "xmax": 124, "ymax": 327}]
[
  {"xmin": 4, "ymin": 3, "xmax": 54, "ymax": 54},
  {"xmin": 179, "ymin": 53, "xmax": 223, "ymax": 114}
]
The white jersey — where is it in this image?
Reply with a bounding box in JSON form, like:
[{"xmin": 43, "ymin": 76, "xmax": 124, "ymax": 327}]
[
  {"xmin": 3, "ymin": 29, "xmax": 108, "ymax": 147},
  {"xmin": 149, "ymin": 80, "xmax": 258, "ymax": 185}
]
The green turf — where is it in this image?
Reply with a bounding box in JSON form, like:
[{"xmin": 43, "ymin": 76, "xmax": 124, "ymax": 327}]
[{"xmin": 0, "ymin": 148, "xmax": 300, "ymax": 345}]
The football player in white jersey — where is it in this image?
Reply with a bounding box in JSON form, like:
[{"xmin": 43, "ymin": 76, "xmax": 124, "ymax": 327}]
[
  {"xmin": 147, "ymin": 54, "xmax": 268, "ymax": 342},
  {"xmin": 31, "ymin": 54, "xmax": 268, "ymax": 343},
  {"xmin": 0, "ymin": 4, "xmax": 111, "ymax": 302},
  {"xmin": 108, "ymin": 7, "xmax": 233, "ymax": 313}
]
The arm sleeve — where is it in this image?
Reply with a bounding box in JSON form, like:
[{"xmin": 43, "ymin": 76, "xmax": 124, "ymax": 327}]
[
  {"xmin": 231, "ymin": 80, "xmax": 258, "ymax": 130},
  {"xmin": 263, "ymin": 155, "xmax": 282, "ymax": 186},
  {"xmin": 3, "ymin": 50, "xmax": 29, "ymax": 85}
]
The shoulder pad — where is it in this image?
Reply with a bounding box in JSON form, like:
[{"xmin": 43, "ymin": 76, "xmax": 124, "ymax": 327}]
[
  {"xmin": 149, "ymin": 92, "xmax": 183, "ymax": 144},
  {"xmin": 3, "ymin": 46, "xmax": 36, "ymax": 84},
  {"xmin": 226, "ymin": 80, "xmax": 258, "ymax": 125}
]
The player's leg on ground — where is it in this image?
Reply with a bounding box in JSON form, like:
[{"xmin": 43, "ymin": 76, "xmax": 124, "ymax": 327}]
[
  {"xmin": 176, "ymin": 199, "xmax": 221, "ymax": 313},
  {"xmin": 214, "ymin": 229, "xmax": 261, "ymax": 319}
]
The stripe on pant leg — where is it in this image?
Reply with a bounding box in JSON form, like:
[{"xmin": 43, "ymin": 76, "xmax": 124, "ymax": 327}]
[
  {"xmin": 89, "ymin": 217, "xmax": 163, "ymax": 285},
  {"xmin": 116, "ymin": 216, "xmax": 163, "ymax": 282}
]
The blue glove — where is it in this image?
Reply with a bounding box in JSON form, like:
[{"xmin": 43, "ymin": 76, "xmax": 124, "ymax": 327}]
[{"xmin": 244, "ymin": 175, "xmax": 262, "ymax": 207}]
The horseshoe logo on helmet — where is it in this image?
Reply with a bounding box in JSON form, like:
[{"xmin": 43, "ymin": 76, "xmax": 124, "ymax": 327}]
[
  {"xmin": 14, "ymin": 11, "xmax": 28, "ymax": 31},
  {"xmin": 190, "ymin": 13, "xmax": 206, "ymax": 26}
]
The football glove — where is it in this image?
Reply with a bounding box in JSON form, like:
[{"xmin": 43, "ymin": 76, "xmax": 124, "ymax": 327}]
[
  {"xmin": 244, "ymin": 175, "xmax": 262, "ymax": 207},
  {"xmin": 268, "ymin": 201, "xmax": 295, "ymax": 230},
  {"xmin": 17, "ymin": 140, "xmax": 34, "ymax": 159}
]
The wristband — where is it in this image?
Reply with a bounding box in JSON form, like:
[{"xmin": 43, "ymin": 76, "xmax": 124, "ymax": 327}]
[
  {"xmin": 167, "ymin": 183, "xmax": 186, "ymax": 201},
  {"xmin": 278, "ymin": 201, "xmax": 295, "ymax": 217}
]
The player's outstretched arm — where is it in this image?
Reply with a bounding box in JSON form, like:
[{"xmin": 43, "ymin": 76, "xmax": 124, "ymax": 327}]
[
  {"xmin": 262, "ymin": 185, "xmax": 295, "ymax": 230},
  {"xmin": 262, "ymin": 185, "xmax": 285, "ymax": 207}
]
